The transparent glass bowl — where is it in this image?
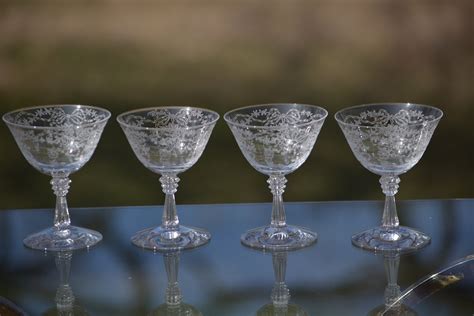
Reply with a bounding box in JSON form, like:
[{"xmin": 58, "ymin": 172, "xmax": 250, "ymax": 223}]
[
  {"xmin": 225, "ymin": 103, "xmax": 327, "ymax": 251},
  {"xmin": 3, "ymin": 104, "xmax": 110, "ymax": 251},
  {"xmin": 117, "ymin": 106, "xmax": 219, "ymax": 251},
  {"xmin": 335, "ymin": 103, "xmax": 443, "ymax": 253}
]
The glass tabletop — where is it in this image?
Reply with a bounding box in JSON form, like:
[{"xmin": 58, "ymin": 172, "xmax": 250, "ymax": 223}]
[{"xmin": 0, "ymin": 199, "xmax": 473, "ymax": 315}]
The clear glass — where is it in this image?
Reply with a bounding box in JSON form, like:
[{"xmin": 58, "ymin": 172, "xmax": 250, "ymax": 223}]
[
  {"xmin": 3, "ymin": 104, "xmax": 110, "ymax": 251},
  {"xmin": 43, "ymin": 252, "xmax": 88, "ymax": 316},
  {"xmin": 368, "ymin": 252, "xmax": 418, "ymax": 316},
  {"xmin": 148, "ymin": 250, "xmax": 202, "ymax": 316},
  {"xmin": 117, "ymin": 106, "xmax": 219, "ymax": 252},
  {"xmin": 335, "ymin": 103, "xmax": 443, "ymax": 253},
  {"xmin": 385, "ymin": 253, "xmax": 474, "ymax": 313},
  {"xmin": 224, "ymin": 103, "xmax": 327, "ymax": 250},
  {"xmin": 256, "ymin": 251, "xmax": 309, "ymax": 316}
]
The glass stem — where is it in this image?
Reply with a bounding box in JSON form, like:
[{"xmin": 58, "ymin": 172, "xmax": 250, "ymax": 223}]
[
  {"xmin": 164, "ymin": 252, "xmax": 182, "ymax": 306},
  {"xmin": 380, "ymin": 175, "xmax": 400, "ymax": 229},
  {"xmin": 160, "ymin": 174, "xmax": 180, "ymax": 231},
  {"xmin": 384, "ymin": 253, "xmax": 401, "ymax": 308},
  {"xmin": 271, "ymin": 251, "xmax": 290, "ymax": 307},
  {"xmin": 51, "ymin": 173, "xmax": 71, "ymax": 231},
  {"xmin": 55, "ymin": 251, "xmax": 74, "ymax": 312},
  {"xmin": 268, "ymin": 175, "xmax": 288, "ymax": 228}
]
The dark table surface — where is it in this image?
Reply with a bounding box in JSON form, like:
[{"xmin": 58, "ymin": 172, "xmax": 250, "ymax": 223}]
[{"xmin": 0, "ymin": 199, "xmax": 473, "ymax": 315}]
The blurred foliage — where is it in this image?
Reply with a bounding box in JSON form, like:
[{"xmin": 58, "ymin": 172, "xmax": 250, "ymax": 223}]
[{"xmin": 0, "ymin": 1, "xmax": 472, "ymax": 209}]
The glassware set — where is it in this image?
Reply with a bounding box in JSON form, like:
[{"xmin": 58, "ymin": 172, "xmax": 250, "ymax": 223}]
[{"xmin": 3, "ymin": 102, "xmax": 443, "ymax": 254}]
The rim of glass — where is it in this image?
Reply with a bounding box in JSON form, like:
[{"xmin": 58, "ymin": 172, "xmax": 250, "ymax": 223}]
[
  {"xmin": 224, "ymin": 103, "xmax": 328, "ymax": 129},
  {"xmin": 2, "ymin": 104, "xmax": 112, "ymax": 129},
  {"xmin": 116, "ymin": 106, "xmax": 220, "ymax": 130},
  {"xmin": 334, "ymin": 102, "xmax": 444, "ymax": 128}
]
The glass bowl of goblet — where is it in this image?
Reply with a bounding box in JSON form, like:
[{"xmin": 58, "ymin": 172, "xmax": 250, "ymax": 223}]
[
  {"xmin": 335, "ymin": 103, "xmax": 443, "ymax": 253},
  {"xmin": 3, "ymin": 104, "xmax": 110, "ymax": 251},
  {"xmin": 225, "ymin": 103, "xmax": 327, "ymax": 251},
  {"xmin": 117, "ymin": 106, "xmax": 219, "ymax": 252}
]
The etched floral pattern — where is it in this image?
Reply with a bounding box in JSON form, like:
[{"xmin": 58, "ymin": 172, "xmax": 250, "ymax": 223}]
[
  {"xmin": 337, "ymin": 106, "xmax": 442, "ymax": 175},
  {"xmin": 342, "ymin": 109, "xmax": 435, "ymax": 127},
  {"xmin": 7, "ymin": 106, "xmax": 109, "ymax": 127},
  {"xmin": 225, "ymin": 106, "xmax": 327, "ymax": 175},
  {"xmin": 120, "ymin": 107, "xmax": 217, "ymax": 129},
  {"xmin": 231, "ymin": 107, "xmax": 320, "ymax": 127},
  {"xmin": 225, "ymin": 104, "xmax": 327, "ymax": 250},
  {"xmin": 118, "ymin": 107, "xmax": 218, "ymax": 251},
  {"xmin": 4, "ymin": 106, "xmax": 110, "ymax": 175},
  {"xmin": 118, "ymin": 107, "xmax": 218, "ymax": 175}
]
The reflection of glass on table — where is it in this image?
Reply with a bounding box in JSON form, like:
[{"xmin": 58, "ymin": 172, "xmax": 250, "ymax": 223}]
[
  {"xmin": 368, "ymin": 252, "xmax": 417, "ymax": 316},
  {"xmin": 148, "ymin": 250, "xmax": 202, "ymax": 316},
  {"xmin": 43, "ymin": 251, "xmax": 88, "ymax": 316},
  {"xmin": 256, "ymin": 251, "xmax": 308, "ymax": 316}
]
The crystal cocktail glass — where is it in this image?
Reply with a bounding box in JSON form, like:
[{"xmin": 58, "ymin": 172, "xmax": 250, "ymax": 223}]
[
  {"xmin": 117, "ymin": 106, "xmax": 219, "ymax": 251},
  {"xmin": 225, "ymin": 103, "xmax": 327, "ymax": 250},
  {"xmin": 3, "ymin": 105, "xmax": 110, "ymax": 251},
  {"xmin": 335, "ymin": 103, "xmax": 443, "ymax": 252}
]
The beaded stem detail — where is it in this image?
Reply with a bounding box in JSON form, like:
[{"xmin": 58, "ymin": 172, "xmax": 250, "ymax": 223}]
[
  {"xmin": 51, "ymin": 174, "xmax": 71, "ymax": 230},
  {"xmin": 268, "ymin": 175, "xmax": 288, "ymax": 228},
  {"xmin": 380, "ymin": 175, "xmax": 401, "ymax": 228},
  {"xmin": 160, "ymin": 174, "xmax": 180, "ymax": 232}
]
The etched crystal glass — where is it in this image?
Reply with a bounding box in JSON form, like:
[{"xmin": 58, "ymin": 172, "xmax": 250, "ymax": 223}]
[
  {"xmin": 117, "ymin": 106, "xmax": 219, "ymax": 251},
  {"xmin": 3, "ymin": 105, "xmax": 110, "ymax": 251},
  {"xmin": 225, "ymin": 103, "xmax": 327, "ymax": 250},
  {"xmin": 335, "ymin": 103, "xmax": 443, "ymax": 252}
]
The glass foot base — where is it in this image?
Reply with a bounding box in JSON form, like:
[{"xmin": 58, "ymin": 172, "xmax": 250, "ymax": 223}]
[
  {"xmin": 352, "ymin": 226, "xmax": 431, "ymax": 253},
  {"xmin": 131, "ymin": 225, "xmax": 211, "ymax": 252},
  {"xmin": 241, "ymin": 225, "xmax": 317, "ymax": 251},
  {"xmin": 23, "ymin": 225, "xmax": 102, "ymax": 252}
]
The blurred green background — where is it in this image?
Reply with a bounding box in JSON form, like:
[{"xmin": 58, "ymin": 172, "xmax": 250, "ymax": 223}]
[{"xmin": 0, "ymin": 1, "xmax": 472, "ymax": 210}]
